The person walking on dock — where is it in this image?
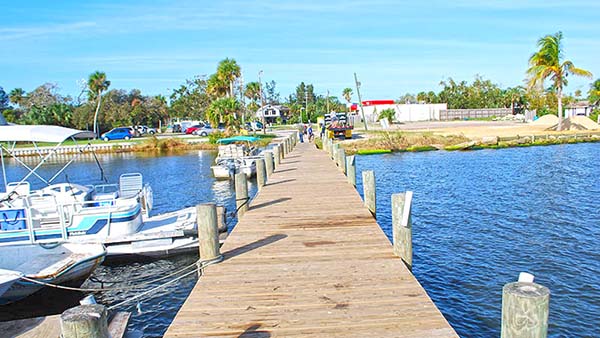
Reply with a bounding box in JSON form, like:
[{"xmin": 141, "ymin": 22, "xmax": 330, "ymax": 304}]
[{"xmin": 298, "ymin": 123, "xmax": 304, "ymax": 143}]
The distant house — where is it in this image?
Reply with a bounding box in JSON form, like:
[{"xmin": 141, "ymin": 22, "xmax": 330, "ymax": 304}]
[
  {"xmin": 256, "ymin": 105, "xmax": 290, "ymax": 123},
  {"xmin": 564, "ymin": 101, "xmax": 595, "ymax": 118}
]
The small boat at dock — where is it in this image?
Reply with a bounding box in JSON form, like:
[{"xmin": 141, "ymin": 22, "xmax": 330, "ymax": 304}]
[
  {"xmin": 211, "ymin": 136, "xmax": 261, "ymax": 179},
  {"xmin": 0, "ymin": 242, "xmax": 106, "ymax": 304},
  {"xmin": 0, "ymin": 122, "xmax": 199, "ymax": 258}
]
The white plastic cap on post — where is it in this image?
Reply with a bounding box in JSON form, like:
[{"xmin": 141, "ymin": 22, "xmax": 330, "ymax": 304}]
[
  {"xmin": 518, "ymin": 272, "xmax": 535, "ymax": 283},
  {"xmin": 80, "ymin": 295, "xmax": 97, "ymax": 305}
]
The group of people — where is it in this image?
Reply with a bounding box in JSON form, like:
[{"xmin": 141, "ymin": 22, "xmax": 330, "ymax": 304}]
[{"xmin": 298, "ymin": 123, "xmax": 314, "ymax": 143}]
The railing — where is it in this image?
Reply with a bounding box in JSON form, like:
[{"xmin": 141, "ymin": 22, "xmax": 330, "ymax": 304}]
[{"xmin": 0, "ymin": 192, "xmax": 130, "ymax": 245}]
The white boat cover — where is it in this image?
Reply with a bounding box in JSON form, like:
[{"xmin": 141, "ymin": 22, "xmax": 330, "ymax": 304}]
[{"xmin": 0, "ymin": 125, "xmax": 95, "ymax": 143}]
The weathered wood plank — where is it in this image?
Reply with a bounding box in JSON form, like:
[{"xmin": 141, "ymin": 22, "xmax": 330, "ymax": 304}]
[{"xmin": 165, "ymin": 137, "xmax": 457, "ymax": 337}]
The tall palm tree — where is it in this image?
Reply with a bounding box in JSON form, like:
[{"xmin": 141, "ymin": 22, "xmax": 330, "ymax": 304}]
[
  {"xmin": 88, "ymin": 71, "xmax": 111, "ymax": 137},
  {"xmin": 342, "ymin": 88, "xmax": 353, "ymax": 112},
  {"xmin": 207, "ymin": 97, "xmax": 240, "ymax": 128},
  {"xmin": 527, "ymin": 32, "xmax": 592, "ymax": 130},
  {"xmin": 9, "ymin": 88, "xmax": 26, "ymax": 106},
  {"xmin": 244, "ymin": 82, "xmax": 261, "ymax": 103},
  {"xmin": 216, "ymin": 58, "xmax": 241, "ymax": 98}
]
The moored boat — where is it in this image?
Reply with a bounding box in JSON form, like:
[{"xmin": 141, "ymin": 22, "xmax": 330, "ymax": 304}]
[
  {"xmin": 0, "ymin": 122, "xmax": 199, "ymax": 258},
  {"xmin": 0, "ymin": 242, "xmax": 106, "ymax": 304}
]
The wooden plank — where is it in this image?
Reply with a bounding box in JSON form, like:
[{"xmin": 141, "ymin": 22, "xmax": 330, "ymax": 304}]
[
  {"xmin": 165, "ymin": 138, "xmax": 457, "ymax": 337},
  {"xmin": 108, "ymin": 312, "xmax": 131, "ymax": 338}
]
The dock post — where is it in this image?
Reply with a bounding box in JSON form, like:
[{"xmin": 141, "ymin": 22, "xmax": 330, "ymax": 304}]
[
  {"xmin": 235, "ymin": 173, "xmax": 249, "ymax": 216},
  {"xmin": 273, "ymin": 146, "xmax": 281, "ymax": 168},
  {"xmin": 216, "ymin": 205, "xmax": 227, "ymax": 233},
  {"xmin": 501, "ymin": 279, "xmax": 550, "ymax": 338},
  {"xmin": 256, "ymin": 158, "xmax": 266, "ymax": 190},
  {"xmin": 60, "ymin": 304, "xmax": 109, "ymax": 338},
  {"xmin": 337, "ymin": 148, "xmax": 347, "ymax": 174},
  {"xmin": 281, "ymin": 141, "xmax": 287, "ymax": 158},
  {"xmin": 346, "ymin": 155, "xmax": 356, "ymax": 186},
  {"xmin": 278, "ymin": 143, "xmax": 284, "ymax": 161},
  {"xmin": 392, "ymin": 192, "xmax": 413, "ymax": 269},
  {"xmin": 196, "ymin": 203, "xmax": 221, "ymax": 261},
  {"xmin": 332, "ymin": 143, "xmax": 339, "ymax": 161},
  {"xmin": 264, "ymin": 151, "xmax": 274, "ymax": 177},
  {"xmin": 362, "ymin": 170, "xmax": 376, "ymax": 215}
]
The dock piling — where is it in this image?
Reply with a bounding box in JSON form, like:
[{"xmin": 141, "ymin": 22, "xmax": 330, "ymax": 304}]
[
  {"xmin": 256, "ymin": 158, "xmax": 266, "ymax": 190},
  {"xmin": 264, "ymin": 151, "xmax": 274, "ymax": 177},
  {"xmin": 196, "ymin": 203, "xmax": 221, "ymax": 262},
  {"xmin": 337, "ymin": 148, "xmax": 347, "ymax": 174},
  {"xmin": 60, "ymin": 304, "xmax": 109, "ymax": 338},
  {"xmin": 234, "ymin": 173, "xmax": 249, "ymax": 216},
  {"xmin": 346, "ymin": 155, "xmax": 356, "ymax": 186},
  {"xmin": 332, "ymin": 143, "xmax": 339, "ymax": 161},
  {"xmin": 392, "ymin": 191, "xmax": 413, "ymax": 269},
  {"xmin": 273, "ymin": 146, "xmax": 281, "ymax": 168},
  {"xmin": 501, "ymin": 279, "xmax": 550, "ymax": 338},
  {"xmin": 362, "ymin": 170, "xmax": 376, "ymax": 215}
]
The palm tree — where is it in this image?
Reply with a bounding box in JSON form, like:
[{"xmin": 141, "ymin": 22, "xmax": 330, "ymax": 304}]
[
  {"xmin": 88, "ymin": 71, "xmax": 111, "ymax": 137},
  {"xmin": 527, "ymin": 32, "xmax": 592, "ymax": 130},
  {"xmin": 8, "ymin": 88, "xmax": 26, "ymax": 106},
  {"xmin": 216, "ymin": 58, "xmax": 241, "ymax": 98},
  {"xmin": 244, "ymin": 82, "xmax": 261, "ymax": 103},
  {"xmin": 589, "ymin": 79, "xmax": 600, "ymax": 105},
  {"xmin": 342, "ymin": 88, "xmax": 353, "ymax": 112},
  {"xmin": 207, "ymin": 97, "xmax": 240, "ymax": 129}
]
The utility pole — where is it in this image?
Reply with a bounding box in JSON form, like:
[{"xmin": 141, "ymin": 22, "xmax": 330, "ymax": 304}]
[
  {"xmin": 305, "ymin": 91, "xmax": 308, "ymax": 123},
  {"xmin": 258, "ymin": 70, "xmax": 265, "ymax": 133},
  {"xmin": 354, "ymin": 72, "xmax": 368, "ymax": 131},
  {"xmin": 240, "ymin": 73, "xmax": 245, "ymax": 125},
  {"xmin": 326, "ymin": 90, "xmax": 330, "ymax": 115}
]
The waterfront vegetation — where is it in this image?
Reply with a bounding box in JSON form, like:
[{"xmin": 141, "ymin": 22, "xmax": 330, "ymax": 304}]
[{"xmin": 0, "ymin": 31, "xmax": 597, "ymax": 142}]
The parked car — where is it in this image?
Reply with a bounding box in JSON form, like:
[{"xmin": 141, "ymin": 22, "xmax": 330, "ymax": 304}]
[
  {"xmin": 192, "ymin": 125, "xmax": 225, "ymax": 137},
  {"xmin": 185, "ymin": 124, "xmax": 206, "ymax": 135},
  {"xmin": 133, "ymin": 125, "xmax": 157, "ymax": 135},
  {"xmin": 245, "ymin": 121, "xmax": 264, "ymax": 131},
  {"xmin": 101, "ymin": 127, "xmax": 134, "ymax": 141}
]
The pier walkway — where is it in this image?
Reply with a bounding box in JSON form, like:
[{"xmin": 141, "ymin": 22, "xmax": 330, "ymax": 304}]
[{"xmin": 165, "ymin": 140, "xmax": 456, "ymax": 337}]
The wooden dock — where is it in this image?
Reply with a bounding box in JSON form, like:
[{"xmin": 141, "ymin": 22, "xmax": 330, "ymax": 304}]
[{"xmin": 165, "ymin": 139, "xmax": 457, "ymax": 337}]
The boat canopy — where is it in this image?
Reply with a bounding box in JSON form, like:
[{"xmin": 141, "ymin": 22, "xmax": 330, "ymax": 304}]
[
  {"xmin": 216, "ymin": 136, "xmax": 260, "ymax": 144},
  {"xmin": 0, "ymin": 125, "xmax": 95, "ymax": 143}
]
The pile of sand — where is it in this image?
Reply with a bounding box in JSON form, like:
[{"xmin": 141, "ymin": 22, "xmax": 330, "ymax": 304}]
[
  {"xmin": 531, "ymin": 114, "xmax": 558, "ymax": 126},
  {"xmin": 568, "ymin": 116, "xmax": 600, "ymax": 130}
]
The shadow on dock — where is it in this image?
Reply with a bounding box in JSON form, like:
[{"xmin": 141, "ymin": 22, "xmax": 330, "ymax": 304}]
[
  {"xmin": 223, "ymin": 234, "xmax": 287, "ymax": 261},
  {"xmin": 238, "ymin": 323, "xmax": 271, "ymax": 337},
  {"xmin": 249, "ymin": 197, "xmax": 291, "ymax": 210}
]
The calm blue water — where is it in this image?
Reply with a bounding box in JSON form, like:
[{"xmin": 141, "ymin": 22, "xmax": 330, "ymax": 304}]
[
  {"xmin": 355, "ymin": 143, "xmax": 600, "ymax": 337},
  {"xmin": 0, "ymin": 150, "xmax": 258, "ymax": 337}
]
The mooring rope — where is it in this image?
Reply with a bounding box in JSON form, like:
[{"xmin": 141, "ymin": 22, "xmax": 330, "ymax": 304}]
[{"xmin": 18, "ymin": 256, "xmax": 222, "ymax": 295}]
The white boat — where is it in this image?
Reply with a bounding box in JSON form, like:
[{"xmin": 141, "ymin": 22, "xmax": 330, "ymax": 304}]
[
  {"xmin": 211, "ymin": 137, "xmax": 261, "ymax": 179},
  {"xmin": 0, "ymin": 242, "xmax": 105, "ymax": 304},
  {"xmin": 0, "ymin": 123, "xmax": 199, "ymax": 257},
  {"xmin": 211, "ymin": 157, "xmax": 256, "ymax": 179}
]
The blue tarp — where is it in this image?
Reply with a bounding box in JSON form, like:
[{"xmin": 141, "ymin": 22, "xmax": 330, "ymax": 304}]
[{"xmin": 216, "ymin": 136, "xmax": 260, "ymax": 144}]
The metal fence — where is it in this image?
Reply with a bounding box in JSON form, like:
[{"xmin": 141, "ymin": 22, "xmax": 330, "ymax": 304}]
[{"xmin": 439, "ymin": 108, "xmax": 512, "ymax": 120}]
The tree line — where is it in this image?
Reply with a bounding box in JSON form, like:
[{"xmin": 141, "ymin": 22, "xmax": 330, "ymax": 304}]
[{"xmin": 0, "ymin": 32, "xmax": 597, "ymax": 132}]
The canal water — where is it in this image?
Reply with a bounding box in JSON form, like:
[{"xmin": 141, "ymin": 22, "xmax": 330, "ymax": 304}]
[
  {"xmin": 0, "ymin": 150, "xmax": 258, "ymax": 337},
  {"xmin": 1, "ymin": 143, "xmax": 598, "ymax": 337},
  {"xmin": 355, "ymin": 142, "xmax": 600, "ymax": 337}
]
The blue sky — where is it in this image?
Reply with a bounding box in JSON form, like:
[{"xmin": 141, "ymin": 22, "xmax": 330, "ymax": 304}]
[{"xmin": 1, "ymin": 0, "xmax": 599, "ymax": 101}]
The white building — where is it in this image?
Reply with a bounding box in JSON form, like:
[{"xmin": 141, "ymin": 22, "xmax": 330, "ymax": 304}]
[
  {"xmin": 255, "ymin": 105, "xmax": 290, "ymax": 123},
  {"xmin": 564, "ymin": 101, "xmax": 595, "ymax": 118},
  {"xmin": 360, "ymin": 103, "xmax": 448, "ymax": 122}
]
